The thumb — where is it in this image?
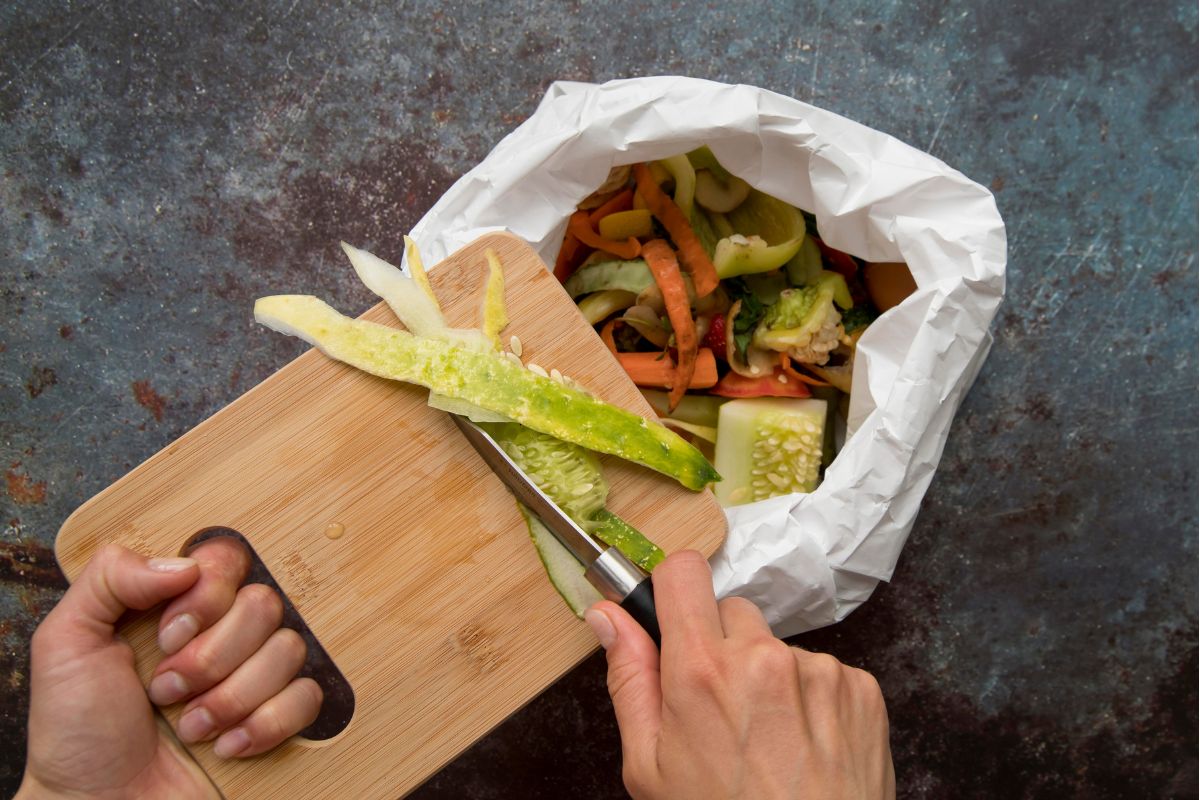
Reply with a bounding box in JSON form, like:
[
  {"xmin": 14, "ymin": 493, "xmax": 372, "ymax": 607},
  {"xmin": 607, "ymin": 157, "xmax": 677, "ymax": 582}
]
[
  {"xmin": 586, "ymin": 600, "xmax": 662, "ymax": 769},
  {"xmin": 38, "ymin": 544, "xmax": 200, "ymax": 656}
]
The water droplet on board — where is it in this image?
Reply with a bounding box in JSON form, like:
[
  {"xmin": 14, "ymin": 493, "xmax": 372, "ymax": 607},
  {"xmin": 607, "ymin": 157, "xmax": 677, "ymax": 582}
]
[{"xmin": 324, "ymin": 522, "xmax": 345, "ymax": 540}]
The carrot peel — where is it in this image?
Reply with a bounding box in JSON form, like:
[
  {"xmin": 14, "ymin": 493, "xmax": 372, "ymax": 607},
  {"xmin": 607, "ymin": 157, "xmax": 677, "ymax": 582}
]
[
  {"xmin": 641, "ymin": 239, "xmax": 697, "ymax": 411},
  {"xmin": 554, "ymin": 230, "xmax": 586, "ymax": 282},
  {"xmin": 588, "ymin": 187, "xmax": 635, "ymax": 226},
  {"xmin": 633, "ymin": 163, "xmax": 719, "ymax": 298},
  {"xmin": 617, "ymin": 349, "xmax": 718, "ymax": 390},
  {"xmin": 568, "ymin": 210, "xmax": 641, "ymax": 260},
  {"xmin": 600, "ymin": 317, "xmax": 620, "ymax": 354},
  {"xmin": 779, "ymin": 352, "xmax": 832, "ymax": 387}
]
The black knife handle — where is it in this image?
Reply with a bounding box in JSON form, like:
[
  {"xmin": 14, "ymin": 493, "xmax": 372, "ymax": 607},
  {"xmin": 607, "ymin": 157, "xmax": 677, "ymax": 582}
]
[
  {"xmin": 620, "ymin": 579, "xmax": 661, "ymax": 647},
  {"xmin": 585, "ymin": 548, "xmax": 662, "ymax": 648}
]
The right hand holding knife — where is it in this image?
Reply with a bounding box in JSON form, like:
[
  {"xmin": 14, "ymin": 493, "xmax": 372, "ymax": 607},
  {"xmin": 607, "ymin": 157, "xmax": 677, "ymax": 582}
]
[{"xmin": 584, "ymin": 550, "xmax": 896, "ymax": 800}]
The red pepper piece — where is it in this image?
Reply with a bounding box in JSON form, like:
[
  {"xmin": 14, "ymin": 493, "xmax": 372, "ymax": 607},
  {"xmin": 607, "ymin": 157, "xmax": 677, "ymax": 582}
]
[{"xmin": 707, "ymin": 369, "xmax": 812, "ymax": 398}]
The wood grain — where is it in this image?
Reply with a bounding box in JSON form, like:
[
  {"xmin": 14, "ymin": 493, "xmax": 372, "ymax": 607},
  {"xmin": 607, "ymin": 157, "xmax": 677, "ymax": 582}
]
[{"xmin": 55, "ymin": 232, "xmax": 727, "ymax": 799}]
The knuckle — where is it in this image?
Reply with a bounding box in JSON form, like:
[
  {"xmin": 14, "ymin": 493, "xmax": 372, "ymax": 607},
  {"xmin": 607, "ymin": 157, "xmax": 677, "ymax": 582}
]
[
  {"xmin": 96, "ymin": 543, "xmax": 128, "ymax": 567},
  {"xmin": 240, "ymin": 583, "xmax": 283, "ymax": 625},
  {"xmin": 798, "ymin": 652, "xmax": 845, "ymax": 684},
  {"xmin": 606, "ymin": 657, "xmax": 644, "ymax": 702},
  {"xmin": 195, "ymin": 536, "xmax": 250, "ymax": 574},
  {"xmin": 661, "ymin": 549, "xmax": 707, "ymax": 575},
  {"xmin": 745, "ymin": 639, "xmax": 796, "ymax": 680},
  {"xmin": 271, "ymin": 627, "xmax": 307, "ymax": 666},
  {"xmin": 852, "ymin": 668, "xmax": 886, "ymax": 707},
  {"xmin": 188, "ymin": 645, "xmax": 219, "ymax": 680},
  {"xmin": 719, "ymin": 595, "xmax": 757, "ymax": 614},
  {"xmin": 676, "ymin": 649, "xmax": 724, "ymax": 691},
  {"xmin": 854, "ymin": 666, "xmax": 882, "ymax": 694},
  {"xmin": 254, "ymin": 702, "xmax": 289, "ymax": 743},
  {"xmin": 203, "ymin": 683, "xmax": 249, "ymax": 724}
]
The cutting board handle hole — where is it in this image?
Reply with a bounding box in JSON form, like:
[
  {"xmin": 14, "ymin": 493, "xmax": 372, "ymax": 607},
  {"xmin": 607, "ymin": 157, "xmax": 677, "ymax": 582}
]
[{"xmin": 184, "ymin": 528, "xmax": 355, "ymax": 742}]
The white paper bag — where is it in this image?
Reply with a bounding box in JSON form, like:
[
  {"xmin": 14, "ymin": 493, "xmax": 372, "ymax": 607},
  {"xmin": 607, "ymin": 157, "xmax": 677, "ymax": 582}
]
[{"xmin": 409, "ymin": 77, "xmax": 1007, "ymax": 637}]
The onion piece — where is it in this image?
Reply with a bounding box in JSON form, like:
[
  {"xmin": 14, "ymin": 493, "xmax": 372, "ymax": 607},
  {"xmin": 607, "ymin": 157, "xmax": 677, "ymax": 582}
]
[
  {"xmin": 620, "ymin": 305, "xmax": 671, "ymax": 348},
  {"xmin": 725, "ymin": 299, "xmax": 776, "ymax": 377}
]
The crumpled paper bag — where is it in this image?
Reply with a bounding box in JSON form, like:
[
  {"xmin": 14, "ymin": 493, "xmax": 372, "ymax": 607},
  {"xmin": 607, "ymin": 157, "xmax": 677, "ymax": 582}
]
[{"xmin": 408, "ymin": 76, "xmax": 1006, "ymax": 637}]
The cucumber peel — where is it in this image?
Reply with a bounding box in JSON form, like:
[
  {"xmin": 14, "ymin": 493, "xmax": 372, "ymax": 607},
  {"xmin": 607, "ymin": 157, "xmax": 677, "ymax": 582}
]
[
  {"xmin": 254, "ymin": 295, "xmax": 720, "ymax": 491},
  {"xmin": 563, "ymin": 259, "xmax": 654, "ymax": 298},
  {"xmin": 591, "ymin": 509, "xmax": 665, "ymax": 572},
  {"xmin": 518, "ymin": 503, "xmax": 602, "ymax": 617}
]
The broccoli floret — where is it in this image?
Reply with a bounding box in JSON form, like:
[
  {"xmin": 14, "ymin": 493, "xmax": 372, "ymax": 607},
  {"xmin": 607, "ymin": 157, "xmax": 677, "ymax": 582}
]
[
  {"xmin": 761, "ymin": 284, "xmax": 822, "ymax": 329},
  {"xmin": 752, "ymin": 272, "xmax": 852, "ymax": 365}
]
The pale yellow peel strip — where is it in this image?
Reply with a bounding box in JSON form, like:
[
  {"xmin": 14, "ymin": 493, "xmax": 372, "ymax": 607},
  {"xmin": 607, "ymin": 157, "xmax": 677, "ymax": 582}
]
[
  {"xmin": 404, "ymin": 235, "xmax": 440, "ymax": 311},
  {"xmin": 481, "ymin": 248, "xmax": 509, "ymax": 346}
]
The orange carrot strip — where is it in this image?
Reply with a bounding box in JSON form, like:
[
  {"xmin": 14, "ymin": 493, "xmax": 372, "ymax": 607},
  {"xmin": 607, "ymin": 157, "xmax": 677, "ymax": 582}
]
[
  {"xmin": 633, "ymin": 163, "xmax": 719, "ymax": 298},
  {"xmin": 641, "ymin": 239, "xmax": 697, "ymax": 411},
  {"xmin": 568, "ymin": 210, "xmax": 641, "ymax": 260},
  {"xmin": 617, "ymin": 349, "xmax": 718, "ymax": 390},
  {"xmin": 554, "ymin": 230, "xmax": 588, "ymax": 282},
  {"xmin": 588, "ymin": 187, "xmax": 634, "ymax": 226},
  {"xmin": 600, "ymin": 318, "xmax": 620, "ymax": 354},
  {"xmin": 779, "ymin": 352, "xmax": 832, "ymax": 387}
]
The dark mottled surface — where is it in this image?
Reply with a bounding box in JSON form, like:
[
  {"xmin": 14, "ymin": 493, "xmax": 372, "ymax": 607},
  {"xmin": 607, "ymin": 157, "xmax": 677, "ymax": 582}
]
[{"xmin": 1, "ymin": 1, "xmax": 1196, "ymax": 797}]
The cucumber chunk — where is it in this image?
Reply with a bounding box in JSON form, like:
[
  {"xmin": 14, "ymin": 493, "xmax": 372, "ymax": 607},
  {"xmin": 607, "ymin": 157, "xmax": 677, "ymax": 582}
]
[{"xmin": 713, "ymin": 397, "xmax": 828, "ymax": 507}]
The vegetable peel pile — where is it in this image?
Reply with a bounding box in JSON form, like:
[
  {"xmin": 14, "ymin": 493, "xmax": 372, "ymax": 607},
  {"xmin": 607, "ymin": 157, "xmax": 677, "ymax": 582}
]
[
  {"xmin": 255, "ymin": 240, "xmax": 706, "ymax": 616},
  {"xmin": 556, "ymin": 147, "xmax": 919, "ymax": 506}
]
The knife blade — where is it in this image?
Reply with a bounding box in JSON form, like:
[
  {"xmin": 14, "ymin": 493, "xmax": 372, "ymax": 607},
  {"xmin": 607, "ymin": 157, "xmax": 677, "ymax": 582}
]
[{"xmin": 451, "ymin": 414, "xmax": 661, "ymax": 645}]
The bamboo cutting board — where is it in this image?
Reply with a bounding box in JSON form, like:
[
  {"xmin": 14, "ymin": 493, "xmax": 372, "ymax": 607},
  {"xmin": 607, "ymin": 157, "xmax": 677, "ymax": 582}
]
[{"xmin": 55, "ymin": 232, "xmax": 727, "ymax": 799}]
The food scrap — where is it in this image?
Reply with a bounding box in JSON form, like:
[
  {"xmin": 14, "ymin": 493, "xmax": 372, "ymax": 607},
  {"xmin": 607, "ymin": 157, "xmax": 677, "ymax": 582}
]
[{"xmin": 556, "ymin": 148, "xmax": 918, "ymax": 505}]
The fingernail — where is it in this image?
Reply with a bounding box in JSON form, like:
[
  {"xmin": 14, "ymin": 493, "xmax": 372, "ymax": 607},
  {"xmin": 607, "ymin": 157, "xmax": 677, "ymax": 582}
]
[
  {"xmin": 148, "ymin": 670, "xmax": 189, "ymax": 705},
  {"xmin": 585, "ymin": 608, "xmax": 617, "ymax": 649},
  {"xmin": 177, "ymin": 706, "xmax": 215, "ymax": 743},
  {"xmin": 159, "ymin": 613, "xmax": 199, "ymax": 654},
  {"xmin": 148, "ymin": 557, "xmax": 197, "ymax": 573},
  {"xmin": 213, "ymin": 727, "xmax": 251, "ymax": 759}
]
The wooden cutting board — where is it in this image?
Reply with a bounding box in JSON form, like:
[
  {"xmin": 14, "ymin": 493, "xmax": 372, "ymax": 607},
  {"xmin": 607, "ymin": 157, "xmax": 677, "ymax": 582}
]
[{"xmin": 55, "ymin": 232, "xmax": 727, "ymax": 799}]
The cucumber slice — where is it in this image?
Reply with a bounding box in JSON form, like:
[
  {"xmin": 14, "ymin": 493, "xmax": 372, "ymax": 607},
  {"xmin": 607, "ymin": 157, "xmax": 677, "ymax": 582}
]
[
  {"xmin": 713, "ymin": 397, "xmax": 828, "ymax": 507},
  {"xmin": 565, "ymin": 259, "xmax": 665, "ymax": 299},
  {"xmin": 518, "ymin": 503, "xmax": 602, "ymax": 618}
]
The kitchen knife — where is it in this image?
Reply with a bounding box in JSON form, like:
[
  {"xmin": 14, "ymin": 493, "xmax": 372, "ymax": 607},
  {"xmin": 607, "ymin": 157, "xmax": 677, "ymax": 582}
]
[{"xmin": 451, "ymin": 414, "xmax": 661, "ymax": 645}]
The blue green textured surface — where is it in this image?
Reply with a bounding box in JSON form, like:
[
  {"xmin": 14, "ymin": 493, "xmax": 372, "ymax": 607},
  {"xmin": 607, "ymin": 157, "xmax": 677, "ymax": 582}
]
[{"xmin": 1, "ymin": 1, "xmax": 1196, "ymax": 796}]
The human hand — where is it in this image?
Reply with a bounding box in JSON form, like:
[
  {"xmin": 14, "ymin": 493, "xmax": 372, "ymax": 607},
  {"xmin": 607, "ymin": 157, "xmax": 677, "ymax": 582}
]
[
  {"xmin": 18, "ymin": 539, "xmax": 323, "ymax": 800},
  {"xmin": 585, "ymin": 550, "xmax": 895, "ymax": 800}
]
